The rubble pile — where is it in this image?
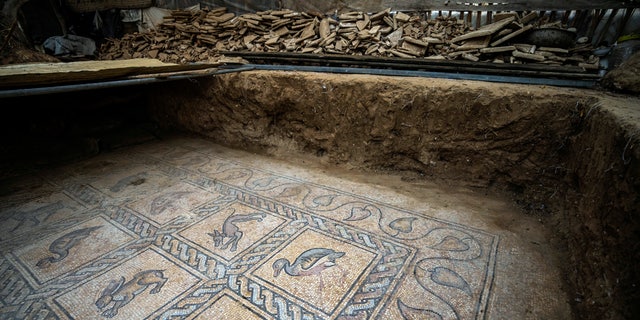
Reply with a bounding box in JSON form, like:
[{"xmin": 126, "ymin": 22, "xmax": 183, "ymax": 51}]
[{"xmin": 98, "ymin": 6, "xmax": 599, "ymax": 69}]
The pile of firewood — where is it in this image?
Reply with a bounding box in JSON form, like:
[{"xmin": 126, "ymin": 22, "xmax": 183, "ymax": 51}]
[{"xmin": 98, "ymin": 7, "xmax": 599, "ymax": 69}]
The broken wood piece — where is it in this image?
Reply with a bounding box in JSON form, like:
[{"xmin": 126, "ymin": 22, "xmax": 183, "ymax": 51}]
[
  {"xmin": 365, "ymin": 44, "xmax": 379, "ymax": 55},
  {"xmin": 386, "ymin": 28, "xmax": 403, "ymax": 47},
  {"xmin": 424, "ymin": 37, "xmax": 444, "ymax": 44},
  {"xmin": 370, "ymin": 8, "xmax": 391, "ymax": 21},
  {"xmin": 512, "ymin": 50, "xmax": 546, "ymax": 61},
  {"xmin": 401, "ymin": 40, "xmax": 426, "ymax": 56},
  {"xmin": 462, "ymin": 53, "xmax": 480, "ymax": 61},
  {"xmin": 395, "ymin": 12, "xmax": 410, "ymax": 22},
  {"xmin": 213, "ymin": 13, "xmax": 235, "ymax": 23},
  {"xmin": 514, "ymin": 43, "xmax": 536, "ymax": 53},
  {"xmin": 379, "ymin": 26, "xmax": 392, "ymax": 34},
  {"xmin": 356, "ymin": 20, "xmax": 368, "ymax": 31},
  {"xmin": 480, "ymin": 45, "xmax": 516, "ymax": 53},
  {"xmin": 319, "ymin": 18, "xmax": 330, "ymax": 39},
  {"xmin": 339, "ymin": 12, "xmax": 363, "ymax": 20},
  {"xmin": 389, "ymin": 49, "xmax": 414, "ymax": 58},
  {"xmin": 397, "ymin": 48, "xmax": 419, "ymax": 56},
  {"xmin": 383, "ymin": 16, "xmax": 395, "ymax": 28},
  {"xmin": 578, "ymin": 62, "xmax": 599, "ymax": 70},
  {"xmin": 490, "ymin": 25, "xmax": 533, "ymax": 47},
  {"xmin": 319, "ymin": 33, "xmax": 336, "ymax": 46},
  {"xmin": 403, "ymin": 37, "xmax": 429, "ymax": 47},
  {"xmin": 241, "ymin": 13, "xmax": 263, "ymax": 21},
  {"xmin": 208, "ymin": 7, "xmax": 227, "ymax": 15},
  {"xmin": 264, "ymin": 36, "xmax": 279, "ymax": 45},
  {"xmin": 538, "ymin": 47, "xmax": 569, "ymax": 54},
  {"xmin": 451, "ymin": 16, "xmax": 515, "ymax": 43},
  {"xmin": 243, "ymin": 34, "xmax": 258, "ymax": 46},
  {"xmin": 448, "ymin": 49, "xmax": 478, "ymax": 57},
  {"xmin": 357, "ymin": 30, "xmax": 372, "ymax": 40},
  {"xmin": 493, "ymin": 12, "xmax": 518, "ymax": 22},
  {"xmin": 456, "ymin": 36, "xmax": 491, "ymax": 50},
  {"xmin": 520, "ymin": 12, "xmax": 539, "ymax": 25},
  {"xmin": 495, "ymin": 28, "xmax": 513, "ymax": 38},
  {"xmin": 535, "ymin": 51, "xmax": 555, "ymax": 57},
  {"xmin": 272, "ymin": 26, "xmax": 290, "ymax": 37}
]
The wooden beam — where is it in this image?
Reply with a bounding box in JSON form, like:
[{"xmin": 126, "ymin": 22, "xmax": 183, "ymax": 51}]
[{"xmin": 0, "ymin": 58, "xmax": 222, "ymax": 88}]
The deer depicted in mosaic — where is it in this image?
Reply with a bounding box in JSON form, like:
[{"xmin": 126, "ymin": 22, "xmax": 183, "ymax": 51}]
[
  {"xmin": 208, "ymin": 210, "xmax": 266, "ymax": 252},
  {"xmin": 95, "ymin": 269, "xmax": 168, "ymax": 318}
]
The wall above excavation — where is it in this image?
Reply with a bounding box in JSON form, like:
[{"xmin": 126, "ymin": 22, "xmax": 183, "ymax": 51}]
[{"xmin": 147, "ymin": 70, "xmax": 640, "ymax": 319}]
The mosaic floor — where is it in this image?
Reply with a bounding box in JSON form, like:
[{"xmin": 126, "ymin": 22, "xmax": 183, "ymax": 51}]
[{"xmin": 0, "ymin": 135, "xmax": 571, "ymax": 319}]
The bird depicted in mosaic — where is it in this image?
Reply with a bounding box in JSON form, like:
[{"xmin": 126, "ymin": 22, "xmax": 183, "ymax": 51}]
[
  {"xmin": 95, "ymin": 269, "xmax": 168, "ymax": 318},
  {"xmin": 36, "ymin": 225, "xmax": 102, "ymax": 268},
  {"xmin": 272, "ymin": 248, "xmax": 345, "ymax": 277}
]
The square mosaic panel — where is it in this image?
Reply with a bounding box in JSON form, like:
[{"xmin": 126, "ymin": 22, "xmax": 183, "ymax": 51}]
[
  {"xmin": 54, "ymin": 248, "xmax": 202, "ymax": 319},
  {"xmin": 10, "ymin": 216, "xmax": 135, "ymax": 286}
]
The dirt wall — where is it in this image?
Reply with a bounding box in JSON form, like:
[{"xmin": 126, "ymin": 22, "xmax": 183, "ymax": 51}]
[{"xmin": 148, "ymin": 70, "xmax": 640, "ymax": 319}]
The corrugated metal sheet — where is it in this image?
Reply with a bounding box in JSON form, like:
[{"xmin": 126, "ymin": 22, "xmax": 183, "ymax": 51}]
[
  {"xmin": 200, "ymin": 0, "xmax": 279, "ymax": 14},
  {"xmin": 281, "ymin": 0, "xmax": 638, "ymax": 14}
]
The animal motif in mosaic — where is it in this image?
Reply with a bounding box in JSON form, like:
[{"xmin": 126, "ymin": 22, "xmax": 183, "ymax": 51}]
[
  {"xmin": 7, "ymin": 200, "xmax": 63, "ymax": 232},
  {"xmin": 95, "ymin": 269, "xmax": 168, "ymax": 318},
  {"xmin": 149, "ymin": 191, "xmax": 192, "ymax": 215},
  {"xmin": 272, "ymin": 248, "xmax": 345, "ymax": 277},
  {"xmin": 208, "ymin": 211, "xmax": 266, "ymax": 252},
  {"xmin": 36, "ymin": 225, "xmax": 102, "ymax": 268}
]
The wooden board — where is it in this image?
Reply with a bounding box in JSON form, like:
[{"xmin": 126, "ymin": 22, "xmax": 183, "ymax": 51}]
[
  {"xmin": 451, "ymin": 16, "xmax": 515, "ymax": 43},
  {"xmin": 0, "ymin": 58, "xmax": 221, "ymax": 88}
]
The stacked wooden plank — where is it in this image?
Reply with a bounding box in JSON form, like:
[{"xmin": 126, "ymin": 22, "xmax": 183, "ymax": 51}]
[{"xmin": 98, "ymin": 7, "xmax": 598, "ymax": 70}]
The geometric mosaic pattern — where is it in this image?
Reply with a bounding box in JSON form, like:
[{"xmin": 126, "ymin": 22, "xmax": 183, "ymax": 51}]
[{"xmin": 0, "ymin": 136, "xmax": 499, "ymax": 319}]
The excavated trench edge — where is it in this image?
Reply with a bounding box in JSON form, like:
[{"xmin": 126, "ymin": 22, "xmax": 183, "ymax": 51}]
[{"xmin": 145, "ymin": 70, "xmax": 640, "ymax": 319}]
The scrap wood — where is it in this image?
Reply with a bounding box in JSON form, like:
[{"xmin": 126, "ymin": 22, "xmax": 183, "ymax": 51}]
[{"xmin": 97, "ymin": 7, "xmax": 597, "ymax": 70}]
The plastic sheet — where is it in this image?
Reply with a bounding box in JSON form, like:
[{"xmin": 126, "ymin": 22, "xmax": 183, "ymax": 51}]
[
  {"xmin": 200, "ymin": 0, "xmax": 278, "ymax": 14},
  {"xmin": 140, "ymin": 7, "xmax": 174, "ymax": 32},
  {"xmin": 43, "ymin": 34, "xmax": 96, "ymax": 56}
]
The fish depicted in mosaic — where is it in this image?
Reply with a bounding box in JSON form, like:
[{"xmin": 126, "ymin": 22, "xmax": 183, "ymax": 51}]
[
  {"xmin": 272, "ymin": 248, "xmax": 345, "ymax": 277},
  {"xmin": 36, "ymin": 225, "xmax": 102, "ymax": 268},
  {"xmin": 95, "ymin": 269, "xmax": 168, "ymax": 318},
  {"xmin": 208, "ymin": 211, "xmax": 266, "ymax": 252}
]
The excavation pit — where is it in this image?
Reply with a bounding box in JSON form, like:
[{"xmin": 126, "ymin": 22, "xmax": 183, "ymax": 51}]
[{"xmin": 1, "ymin": 70, "xmax": 638, "ymax": 319}]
